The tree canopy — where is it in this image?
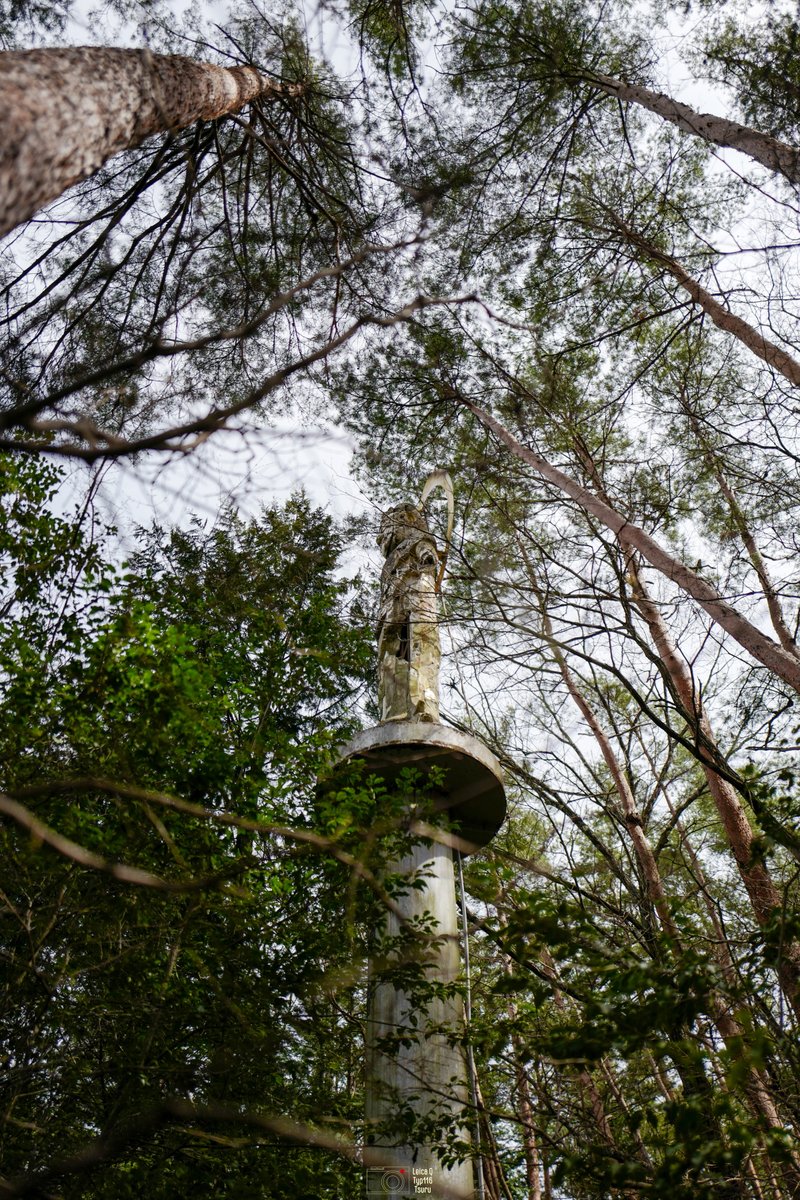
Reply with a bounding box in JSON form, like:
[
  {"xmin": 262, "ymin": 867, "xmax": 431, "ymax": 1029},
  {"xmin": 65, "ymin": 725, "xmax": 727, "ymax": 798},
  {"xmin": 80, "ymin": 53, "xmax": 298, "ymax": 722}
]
[{"xmin": 3, "ymin": 0, "xmax": 800, "ymax": 1196}]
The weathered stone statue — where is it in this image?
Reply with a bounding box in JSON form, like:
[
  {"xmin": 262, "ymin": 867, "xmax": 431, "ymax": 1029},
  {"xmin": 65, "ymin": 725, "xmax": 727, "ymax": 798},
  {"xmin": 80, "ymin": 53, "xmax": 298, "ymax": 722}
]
[{"xmin": 377, "ymin": 504, "xmax": 441, "ymax": 723}]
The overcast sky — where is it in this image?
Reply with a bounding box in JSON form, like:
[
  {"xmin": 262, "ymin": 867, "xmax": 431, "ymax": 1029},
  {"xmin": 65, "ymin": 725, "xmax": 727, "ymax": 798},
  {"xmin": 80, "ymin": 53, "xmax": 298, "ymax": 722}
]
[{"xmin": 32, "ymin": 0, "xmax": 764, "ymax": 559}]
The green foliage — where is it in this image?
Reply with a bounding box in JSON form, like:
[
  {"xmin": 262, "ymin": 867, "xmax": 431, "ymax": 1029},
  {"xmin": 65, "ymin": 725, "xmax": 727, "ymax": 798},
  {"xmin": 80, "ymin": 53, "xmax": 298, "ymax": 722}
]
[
  {"xmin": 0, "ymin": 0, "xmax": 72, "ymax": 45},
  {"xmin": 0, "ymin": 473, "xmax": 377, "ymax": 1197},
  {"xmin": 703, "ymin": 12, "xmax": 800, "ymax": 141},
  {"xmin": 5, "ymin": 0, "xmax": 800, "ymax": 1194},
  {"xmin": 348, "ymin": 0, "xmax": 426, "ymax": 76}
]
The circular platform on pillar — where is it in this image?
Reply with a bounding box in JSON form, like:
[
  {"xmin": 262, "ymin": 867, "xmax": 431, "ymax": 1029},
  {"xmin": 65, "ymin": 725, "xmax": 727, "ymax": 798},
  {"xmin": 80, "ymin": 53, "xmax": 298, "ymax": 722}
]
[{"xmin": 336, "ymin": 721, "xmax": 505, "ymax": 854}]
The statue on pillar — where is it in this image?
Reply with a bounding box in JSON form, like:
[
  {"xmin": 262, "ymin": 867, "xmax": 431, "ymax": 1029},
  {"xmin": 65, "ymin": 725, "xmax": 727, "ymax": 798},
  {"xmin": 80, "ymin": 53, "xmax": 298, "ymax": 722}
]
[{"xmin": 327, "ymin": 470, "xmax": 506, "ymax": 1199}]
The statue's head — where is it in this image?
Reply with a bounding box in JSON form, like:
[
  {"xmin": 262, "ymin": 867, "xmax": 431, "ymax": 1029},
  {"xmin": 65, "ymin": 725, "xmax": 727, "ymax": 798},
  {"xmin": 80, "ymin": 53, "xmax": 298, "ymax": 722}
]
[{"xmin": 377, "ymin": 504, "xmax": 432, "ymax": 558}]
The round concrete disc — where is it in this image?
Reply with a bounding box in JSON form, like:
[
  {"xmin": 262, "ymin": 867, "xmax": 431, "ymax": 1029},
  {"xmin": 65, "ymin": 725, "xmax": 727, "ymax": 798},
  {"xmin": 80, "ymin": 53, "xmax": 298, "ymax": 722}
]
[{"xmin": 336, "ymin": 721, "xmax": 506, "ymax": 853}]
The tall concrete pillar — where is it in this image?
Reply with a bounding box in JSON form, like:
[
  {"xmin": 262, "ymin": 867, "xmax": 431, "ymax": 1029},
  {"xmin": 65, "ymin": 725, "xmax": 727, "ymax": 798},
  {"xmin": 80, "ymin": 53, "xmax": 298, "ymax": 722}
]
[
  {"xmin": 365, "ymin": 838, "xmax": 470, "ymax": 1199},
  {"xmin": 334, "ymin": 496, "xmax": 506, "ymax": 1199}
]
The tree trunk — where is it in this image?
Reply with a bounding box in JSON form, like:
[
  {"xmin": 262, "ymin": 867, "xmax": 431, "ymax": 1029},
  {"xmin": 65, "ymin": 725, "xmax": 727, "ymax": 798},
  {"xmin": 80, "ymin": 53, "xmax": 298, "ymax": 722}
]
[
  {"xmin": 713, "ymin": 469, "xmax": 799, "ymax": 658},
  {"xmin": 626, "ymin": 558, "xmax": 800, "ymax": 1017},
  {"xmin": 511, "ymin": 1041, "xmax": 541, "ymax": 1200},
  {"xmin": 535, "ymin": 585, "xmax": 797, "ymax": 1185},
  {"xmin": 536, "ymin": 947, "xmax": 651, "ymax": 1170},
  {"xmin": 475, "ymin": 1077, "xmax": 514, "ymax": 1200},
  {"xmin": 501, "ymin": 938, "xmax": 541, "ymax": 1200},
  {"xmin": 463, "ymin": 398, "xmax": 800, "ymax": 694},
  {"xmin": 587, "ymin": 72, "xmax": 800, "ymax": 185},
  {"xmin": 680, "ymin": 404, "xmax": 800, "ymax": 660},
  {"xmin": 0, "ymin": 47, "xmax": 298, "ymax": 237},
  {"xmin": 597, "ymin": 209, "xmax": 800, "ymax": 390},
  {"xmin": 562, "ymin": 428, "xmax": 800, "ymax": 1016},
  {"xmin": 665, "ymin": 796, "xmax": 800, "ymax": 1192},
  {"xmin": 523, "ymin": 555, "xmax": 678, "ymax": 936}
]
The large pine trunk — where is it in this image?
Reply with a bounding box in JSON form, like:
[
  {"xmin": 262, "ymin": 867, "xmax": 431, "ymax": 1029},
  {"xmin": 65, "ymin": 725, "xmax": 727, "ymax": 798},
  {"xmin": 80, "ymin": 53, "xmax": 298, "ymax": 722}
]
[
  {"xmin": 588, "ymin": 73, "xmax": 800, "ymax": 185},
  {"xmin": 0, "ymin": 47, "xmax": 294, "ymax": 236}
]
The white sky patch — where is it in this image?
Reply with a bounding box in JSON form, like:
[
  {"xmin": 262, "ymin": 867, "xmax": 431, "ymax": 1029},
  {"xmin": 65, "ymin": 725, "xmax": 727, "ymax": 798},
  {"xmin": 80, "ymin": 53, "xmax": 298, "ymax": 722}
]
[{"xmin": 79, "ymin": 418, "xmax": 373, "ymax": 548}]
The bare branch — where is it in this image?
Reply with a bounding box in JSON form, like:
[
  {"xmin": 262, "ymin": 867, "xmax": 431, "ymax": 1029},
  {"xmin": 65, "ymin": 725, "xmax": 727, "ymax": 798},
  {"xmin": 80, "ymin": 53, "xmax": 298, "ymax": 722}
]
[
  {"xmin": 0, "ymin": 791, "xmax": 251, "ymax": 891},
  {"xmin": 462, "ymin": 396, "xmax": 800, "ymax": 693}
]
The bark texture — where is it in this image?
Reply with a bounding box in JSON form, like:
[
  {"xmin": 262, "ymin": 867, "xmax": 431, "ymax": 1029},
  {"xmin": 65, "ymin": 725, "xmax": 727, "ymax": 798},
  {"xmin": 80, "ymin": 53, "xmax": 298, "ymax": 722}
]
[
  {"xmin": 0, "ymin": 47, "xmax": 297, "ymax": 236},
  {"xmin": 589, "ymin": 73, "xmax": 800, "ymax": 185}
]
